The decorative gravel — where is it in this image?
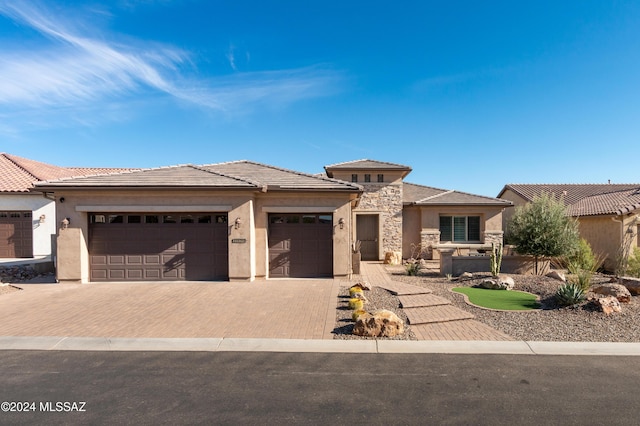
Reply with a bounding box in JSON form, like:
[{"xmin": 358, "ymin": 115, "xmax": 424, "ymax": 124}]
[
  {"xmin": 0, "ymin": 266, "xmax": 51, "ymax": 283},
  {"xmin": 391, "ymin": 268, "xmax": 640, "ymax": 342},
  {"xmin": 333, "ymin": 285, "xmax": 417, "ymax": 340}
]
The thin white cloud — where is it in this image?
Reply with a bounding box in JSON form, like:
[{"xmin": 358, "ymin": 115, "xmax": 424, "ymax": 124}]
[
  {"xmin": 0, "ymin": 1, "xmax": 342, "ymax": 131},
  {"xmin": 226, "ymin": 44, "xmax": 238, "ymax": 71}
]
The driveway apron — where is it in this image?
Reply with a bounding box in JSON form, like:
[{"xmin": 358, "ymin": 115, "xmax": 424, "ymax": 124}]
[{"xmin": 0, "ymin": 279, "xmax": 339, "ymax": 340}]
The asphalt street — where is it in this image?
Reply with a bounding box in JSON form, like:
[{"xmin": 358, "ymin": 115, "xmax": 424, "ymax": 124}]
[{"xmin": 1, "ymin": 351, "xmax": 639, "ymax": 425}]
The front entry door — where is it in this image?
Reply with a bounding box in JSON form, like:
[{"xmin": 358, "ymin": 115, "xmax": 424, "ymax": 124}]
[{"xmin": 356, "ymin": 214, "xmax": 379, "ymax": 261}]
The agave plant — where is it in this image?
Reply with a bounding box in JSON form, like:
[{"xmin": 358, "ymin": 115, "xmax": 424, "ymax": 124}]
[
  {"xmin": 555, "ymin": 283, "xmax": 585, "ymax": 306},
  {"xmin": 405, "ymin": 260, "xmax": 420, "ymax": 276}
]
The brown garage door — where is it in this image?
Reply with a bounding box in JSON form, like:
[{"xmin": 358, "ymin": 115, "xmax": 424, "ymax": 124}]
[
  {"xmin": 89, "ymin": 213, "xmax": 228, "ymax": 281},
  {"xmin": 268, "ymin": 214, "xmax": 333, "ymax": 278},
  {"xmin": 0, "ymin": 211, "xmax": 33, "ymax": 258}
]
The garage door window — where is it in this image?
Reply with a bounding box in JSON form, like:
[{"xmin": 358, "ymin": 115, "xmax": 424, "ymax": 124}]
[
  {"xmin": 270, "ymin": 214, "xmax": 331, "ymax": 224},
  {"xmin": 128, "ymin": 215, "xmax": 142, "ymax": 223},
  {"xmin": 91, "ymin": 214, "xmax": 225, "ymax": 225}
]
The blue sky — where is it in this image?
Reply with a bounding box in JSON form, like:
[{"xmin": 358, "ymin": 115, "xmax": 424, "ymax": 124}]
[{"xmin": 1, "ymin": 1, "xmax": 639, "ymax": 197}]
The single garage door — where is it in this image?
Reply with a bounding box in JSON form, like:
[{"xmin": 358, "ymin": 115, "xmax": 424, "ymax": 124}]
[
  {"xmin": 268, "ymin": 213, "xmax": 333, "ymax": 278},
  {"xmin": 0, "ymin": 211, "xmax": 33, "ymax": 258},
  {"xmin": 89, "ymin": 213, "xmax": 228, "ymax": 281}
]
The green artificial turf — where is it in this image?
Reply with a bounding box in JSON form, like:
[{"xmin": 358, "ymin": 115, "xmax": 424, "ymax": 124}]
[{"xmin": 452, "ymin": 287, "xmax": 540, "ymax": 311}]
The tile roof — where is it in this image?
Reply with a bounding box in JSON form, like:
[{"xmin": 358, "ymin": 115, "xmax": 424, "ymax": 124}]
[
  {"xmin": 499, "ymin": 183, "xmax": 640, "ymax": 216},
  {"xmin": 35, "ymin": 160, "xmax": 363, "ymax": 192},
  {"xmin": 35, "ymin": 165, "xmax": 259, "ymax": 189},
  {"xmin": 324, "ymin": 159, "xmax": 412, "ymax": 172},
  {"xmin": 568, "ymin": 188, "xmax": 640, "ymax": 216},
  {"xmin": 404, "ymin": 182, "xmax": 512, "ymax": 206},
  {"xmin": 203, "ymin": 160, "xmax": 362, "ymax": 191},
  {"xmin": 0, "ymin": 153, "xmax": 132, "ymax": 192},
  {"xmin": 499, "ymin": 184, "xmax": 640, "ymax": 206}
]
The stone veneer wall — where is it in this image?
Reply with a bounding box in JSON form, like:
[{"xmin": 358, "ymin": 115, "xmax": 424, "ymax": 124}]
[
  {"xmin": 357, "ymin": 183, "xmax": 403, "ymax": 254},
  {"xmin": 483, "ymin": 230, "xmax": 504, "ymax": 247},
  {"xmin": 420, "ymin": 230, "xmax": 440, "ymax": 259}
]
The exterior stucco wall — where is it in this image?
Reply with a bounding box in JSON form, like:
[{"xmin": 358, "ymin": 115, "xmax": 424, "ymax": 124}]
[
  {"xmin": 52, "ymin": 188, "xmax": 355, "ymax": 282},
  {"xmin": 579, "ymin": 213, "xmax": 640, "ymax": 272},
  {"xmin": 402, "ymin": 206, "xmax": 421, "ymax": 258},
  {"xmin": 0, "ymin": 193, "xmax": 57, "ymax": 257},
  {"xmin": 499, "ymin": 189, "xmax": 527, "ymax": 233},
  {"xmin": 255, "ymin": 192, "xmax": 354, "ymax": 278}
]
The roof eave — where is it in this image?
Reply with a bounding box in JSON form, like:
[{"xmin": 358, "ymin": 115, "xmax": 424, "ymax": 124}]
[{"xmin": 32, "ymin": 184, "xmax": 260, "ymax": 191}]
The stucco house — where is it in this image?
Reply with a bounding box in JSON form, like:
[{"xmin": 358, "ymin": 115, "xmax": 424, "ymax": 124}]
[
  {"xmin": 0, "ymin": 153, "xmax": 129, "ymax": 259},
  {"xmin": 33, "ymin": 158, "xmax": 512, "ymax": 283},
  {"xmin": 499, "ymin": 184, "xmax": 640, "ymax": 272}
]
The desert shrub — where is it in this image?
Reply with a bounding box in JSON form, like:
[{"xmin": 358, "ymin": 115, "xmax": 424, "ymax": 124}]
[
  {"xmin": 348, "ymin": 298, "xmax": 364, "ymax": 310},
  {"xmin": 405, "ymin": 259, "xmax": 420, "ymax": 276},
  {"xmin": 555, "ymin": 283, "xmax": 586, "ymax": 306},
  {"xmin": 626, "ymin": 247, "xmax": 640, "ymax": 278},
  {"xmin": 349, "ymin": 286, "xmax": 363, "ymax": 297},
  {"xmin": 352, "ymin": 309, "xmax": 367, "ymax": 321},
  {"xmin": 506, "ymin": 193, "xmax": 580, "ymax": 274},
  {"xmin": 565, "ymin": 238, "xmax": 599, "ymax": 275},
  {"xmin": 569, "ymin": 269, "xmax": 594, "ymax": 292}
]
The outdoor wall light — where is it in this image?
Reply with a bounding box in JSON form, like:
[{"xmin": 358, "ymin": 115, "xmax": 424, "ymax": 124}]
[
  {"xmin": 338, "ymin": 218, "xmax": 345, "ymax": 229},
  {"xmin": 61, "ymin": 218, "xmax": 70, "ymax": 229},
  {"xmin": 235, "ymin": 217, "xmax": 242, "ymax": 229},
  {"xmin": 39, "ymin": 214, "xmax": 46, "ymax": 224}
]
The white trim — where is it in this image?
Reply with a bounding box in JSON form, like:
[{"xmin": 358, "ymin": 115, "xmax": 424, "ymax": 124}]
[
  {"xmin": 75, "ymin": 205, "xmax": 233, "ymax": 212},
  {"xmin": 261, "ymin": 206, "xmax": 336, "ymax": 213}
]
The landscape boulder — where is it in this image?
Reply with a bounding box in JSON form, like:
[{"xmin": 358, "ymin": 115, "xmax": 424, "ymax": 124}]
[
  {"xmin": 591, "ymin": 295, "xmax": 622, "ymax": 315},
  {"xmin": 592, "ymin": 283, "xmax": 632, "ymax": 303},
  {"xmin": 351, "ymin": 281, "xmax": 371, "ymax": 291},
  {"xmin": 384, "ymin": 251, "xmax": 402, "ymax": 265},
  {"xmin": 478, "ymin": 275, "xmax": 515, "ymax": 290},
  {"xmin": 353, "ymin": 309, "xmax": 404, "ymax": 337},
  {"xmin": 546, "ymin": 270, "xmax": 566, "ymax": 282},
  {"xmin": 619, "ymin": 277, "xmax": 640, "ymax": 296}
]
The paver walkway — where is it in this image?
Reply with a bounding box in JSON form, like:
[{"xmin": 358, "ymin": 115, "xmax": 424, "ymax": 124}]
[{"xmin": 359, "ymin": 262, "xmax": 514, "ymax": 341}]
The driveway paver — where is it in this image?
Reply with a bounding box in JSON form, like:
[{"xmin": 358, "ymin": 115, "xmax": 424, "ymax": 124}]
[{"xmin": 0, "ymin": 279, "xmax": 339, "ymax": 340}]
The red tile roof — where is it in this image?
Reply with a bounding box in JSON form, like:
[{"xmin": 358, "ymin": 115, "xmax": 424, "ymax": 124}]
[
  {"xmin": 500, "ymin": 184, "xmax": 640, "ymax": 216},
  {"xmin": 0, "ymin": 153, "xmax": 133, "ymax": 192}
]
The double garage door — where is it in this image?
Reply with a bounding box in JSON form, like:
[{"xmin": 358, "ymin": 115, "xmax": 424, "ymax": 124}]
[
  {"xmin": 268, "ymin": 213, "xmax": 333, "ymax": 278},
  {"xmin": 0, "ymin": 211, "xmax": 33, "ymax": 258},
  {"xmin": 89, "ymin": 213, "xmax": 228, "ymax": 281}
]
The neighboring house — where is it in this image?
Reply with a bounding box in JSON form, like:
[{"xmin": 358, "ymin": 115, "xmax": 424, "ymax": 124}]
[
  {"xmin": 499, "ymin": 184, "xmax": 640, "ymax": 271},
  {"xmin": 34, "ymin": 158, "xmax": 512, "ymax": 283},
  {"xmin": 0, "ymin": 153, "xmax": 131, "ymax": 259}
]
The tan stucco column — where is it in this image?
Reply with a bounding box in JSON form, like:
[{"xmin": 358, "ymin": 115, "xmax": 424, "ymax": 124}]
[
  {"xmin": 56, "ymin": 226, "xmax": 84, "ymax": 283},
  {"xmin": 333, "ymin": 203, "xmax": 352, "ymax": 277},
  {"xmin": 228, "ymin": 200, "xmax": 255, "ymax": 281}
]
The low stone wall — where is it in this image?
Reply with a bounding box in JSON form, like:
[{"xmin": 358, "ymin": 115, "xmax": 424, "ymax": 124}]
[{"xmin": 446, "ymin": 255, "xmax": 550, "ymax": 276}]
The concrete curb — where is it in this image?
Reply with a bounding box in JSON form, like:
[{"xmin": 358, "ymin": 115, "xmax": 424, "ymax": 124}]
[{"xmin": 1, "ymin": 336, "xmax": 640, "ymax": 356}]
